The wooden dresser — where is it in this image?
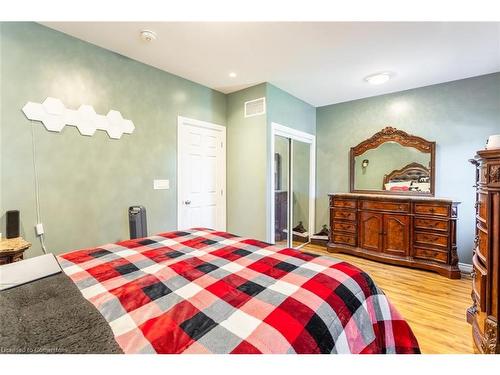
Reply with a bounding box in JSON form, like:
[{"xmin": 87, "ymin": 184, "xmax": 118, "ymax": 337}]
[
  {"xmin": 467, "ymin": 149, "xmax": 500, "ymax": 353},
  {"xmin": 327, "ymin": 193, "xmax": 460, "ymax": 279}
]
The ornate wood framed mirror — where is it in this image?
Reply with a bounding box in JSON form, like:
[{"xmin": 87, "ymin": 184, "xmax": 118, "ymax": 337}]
[{"xmin": 349, "ymin": 127, "xmax": 436, "ymax": 196}]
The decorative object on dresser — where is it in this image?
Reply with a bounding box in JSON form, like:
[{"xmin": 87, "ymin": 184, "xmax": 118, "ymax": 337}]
[
  {"xmin": 486, "ymin": 134, "xmax": 500, "ymax": 150},
  {"xmin": 350, "ymin": 127, "xmax": 435, "ymax": 196},
  {"xmin": 0, "ymin": 237, "xmax": 31, "ymax": 265},
  {"xmin": 467, "ymin": 149, "xmax": 500, "ymax": 353},
  {"xmin": 327, "ymin": 193, "xmax": 460, "ymax": 279}
]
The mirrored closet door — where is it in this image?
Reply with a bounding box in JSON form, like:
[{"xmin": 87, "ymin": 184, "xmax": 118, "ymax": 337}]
[
  {"xmin": 271, "ymin": 124, "xmax": 315, "ymax": 249},
  {"xmin": 291, "ymin": 140, "xmax": 311, "ymax": 248},
  {"xmin": 274, "ymin": 135, "xmax": 290, "ymax": 247}
]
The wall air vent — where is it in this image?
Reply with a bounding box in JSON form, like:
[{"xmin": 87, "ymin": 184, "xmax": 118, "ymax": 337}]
[{"xmin": 244, "ymin": 97, "xmax": 266, "ymax": 118}]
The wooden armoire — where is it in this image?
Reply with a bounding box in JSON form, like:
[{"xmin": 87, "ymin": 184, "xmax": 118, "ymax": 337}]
[{"xmin": 467, "ymin": 149, "xmax": 500, "ymax": 353}]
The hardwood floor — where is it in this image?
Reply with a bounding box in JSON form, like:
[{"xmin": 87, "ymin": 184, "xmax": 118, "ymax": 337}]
[{"xmin": 301, "ymin": 244, "xmax": 475, "ymax": 354}]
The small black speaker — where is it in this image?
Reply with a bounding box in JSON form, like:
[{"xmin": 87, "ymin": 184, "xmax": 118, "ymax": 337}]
[
  {"xmin": 6, "ymin": 210, "xmax": 20, "ymax": 239},
  {"xmin": 129, "ymin": 206, "xmax": 147, "ymax": 239}
]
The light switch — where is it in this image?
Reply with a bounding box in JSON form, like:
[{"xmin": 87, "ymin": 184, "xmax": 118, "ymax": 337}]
[{"xmin": 153, "ymin": 179, "xmax": 170, "ymax": 190}]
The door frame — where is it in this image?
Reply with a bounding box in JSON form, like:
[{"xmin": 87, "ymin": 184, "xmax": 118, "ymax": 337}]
[
  {"xmin": 269, "ymin": 122, "xmax": 316, "ymax": 246},
  {"xmin": 177, "ymin": 116, "xmax": 226, "ymax": 231}
]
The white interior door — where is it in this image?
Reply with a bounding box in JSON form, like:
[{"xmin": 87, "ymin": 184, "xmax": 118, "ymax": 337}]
[{"xmin": 178, "ymin": 116, "xmax": 226, "ymax": 231}]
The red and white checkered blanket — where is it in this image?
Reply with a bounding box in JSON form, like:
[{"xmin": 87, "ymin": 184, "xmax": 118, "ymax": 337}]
[{"xmin": 58, "ymin": 228, "xmax": 420, "ymax": 354}]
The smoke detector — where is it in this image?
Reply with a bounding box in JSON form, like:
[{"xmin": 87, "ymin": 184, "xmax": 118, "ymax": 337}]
[{"xmin": 140, "ymin": 29, "xmax": 157, "ymax": 42}]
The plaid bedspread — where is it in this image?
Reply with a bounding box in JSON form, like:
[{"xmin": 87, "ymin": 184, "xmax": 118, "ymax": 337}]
[{"xmin": 58, "ymin": 228, "xmax": 419, "ymax": 354}]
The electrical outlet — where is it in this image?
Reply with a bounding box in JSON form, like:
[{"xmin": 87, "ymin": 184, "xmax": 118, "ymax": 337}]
[{"xmin": 35, "ymin": 223, "xmax": 44, "ymax": 236}]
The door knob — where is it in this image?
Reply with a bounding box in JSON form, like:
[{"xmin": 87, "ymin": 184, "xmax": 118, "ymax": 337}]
[{"xmin": 184, "ymin": 200, "xmax": 191, "ymax": 205}]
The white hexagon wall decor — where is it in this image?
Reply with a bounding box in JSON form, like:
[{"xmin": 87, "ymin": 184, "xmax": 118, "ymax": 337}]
[
  {"xmin": 76, "ymin": 104, "xmax": 98, "ymax": 136},
  {"xmin": 122, "ymin": 119, "xmax": 135, "ymax": 134},
  {"xmin": 22, "ymin": 102, "xmax": 45, "ymax": 122},
  {"xmin": 106, "ymin": 110, "xmax": 125, "ymax": 139},
  {"xmin": 42, "ymin": 114, "xmax": 66, "ymax": 132},
  {"xmin": 22, "ymin": 97, "xmax": 135, "ymax": 139},
  {"xmin": 42, "ymin": 97, "xmax": 65, "ymax": 116}
]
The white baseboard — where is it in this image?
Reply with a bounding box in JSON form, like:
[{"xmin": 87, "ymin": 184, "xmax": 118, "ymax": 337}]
[{"xmin": 459, "ymin": 262, "xmax": 472, "ymax": 274}]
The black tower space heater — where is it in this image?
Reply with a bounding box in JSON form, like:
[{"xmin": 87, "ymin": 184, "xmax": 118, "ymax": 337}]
[{"xmin": 129, "ymin": 206, "xmax": 147, "ymax": 239}]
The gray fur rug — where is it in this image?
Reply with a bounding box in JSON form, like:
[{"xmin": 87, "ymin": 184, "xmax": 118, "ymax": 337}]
[{"xmin": 0, "ymin": 272, "xmax": 122, "ymax": 354}]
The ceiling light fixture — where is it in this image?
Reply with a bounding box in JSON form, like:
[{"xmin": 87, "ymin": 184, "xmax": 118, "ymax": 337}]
[
  {"xmin": 364, "ymin": 72, "xmax": 394, "ymax": 85},
  {"xmin": 229, "ymin": 72, "xmax": 237, "ymax": 78},
  {"xmin": 140, "ymin": 29, "xmax": 157, "ymax": 43}
]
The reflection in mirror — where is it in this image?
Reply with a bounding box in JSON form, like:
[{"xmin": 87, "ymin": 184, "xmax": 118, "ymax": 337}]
[
  {"xmin": 292, "ymin": 140, "xmax": 310, "ymax": 247},
  {"xmin": 350, "ymin": 127, "xmax": 435, "ymax": 196},
  {"xmin": 274, "ymin": 136, "xmax": 289, "ymax": 246},
  {"xmin": 354, "ymin": 142, "xmax": 431, "ymax": 193}
]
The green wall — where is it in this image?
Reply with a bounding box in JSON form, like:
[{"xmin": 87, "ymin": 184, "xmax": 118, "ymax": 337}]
[
  {"xmin": 266, "ymin": 83, "xmax": 316, "ymax": 135},
  {"xmin": 316, "ymin": 73, "xmax": 500, "ymax": 264},
  {"xmin": 0, "ymin": 22, "xmax": 226, "ymax": 257},
  {"xmin": 266, "ymin": 84, "xmax": 316, "ymax": 240},
  {"xmin": 226, "ymin": 83, "xmax": 268, "ymax": 240},
  {"xmin": 226, "ymin": 83, "xmax": 316, "ymax": 242}
]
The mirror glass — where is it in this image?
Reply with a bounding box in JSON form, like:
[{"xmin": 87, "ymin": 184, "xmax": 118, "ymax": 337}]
[
  {"xmin": 353, "ymin": 139, "xmax": 433, "ymax": 194},
  {"xmin": 292, "ymin": 140, "xmax": 310, "ymax": 247},
  {"xmin": 274, "ymin": 135, "xmax": 289, "ymax": 246},
  {"xmin": 273, "ymin": 136, "xmax": 312, "ymax": 248}
]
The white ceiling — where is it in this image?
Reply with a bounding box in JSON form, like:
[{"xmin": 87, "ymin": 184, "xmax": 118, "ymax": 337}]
[{"xmin": 42, "ymin": 22, "xmax": 500, "ymax": 107}]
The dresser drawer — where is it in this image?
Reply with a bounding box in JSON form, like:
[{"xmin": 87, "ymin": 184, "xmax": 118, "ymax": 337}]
[
  {"xmin": 414, "ymin": 217, "xmax": 449, "ymax": 232},
  {"xmin": 480, "ymin": 165, "xmax": 488, "ymax": 184},
  {"xmin": 332, "ymin": 199, "xmax": 357, "ymax": 209},
  {"xmin": 331, "ymin": 208, "xmax": 356, "ymax": 221},
  {"xmin": 472, "ymin": 255, "xmax": 487, "ymax": 311},
  {"xmin": 413, "ymin": 247, "xmax": 448, "ymax": 264},
  {"xmin": 332, "ymin": 234, "xmax": 356, "ymax": 247},
  {"xmin": 477, "ymin": 193, "xmax": 488, "ymax": 224},
  {"xmin": 476, "ymin": 227, "xmax": 488, "ymax": 263},
  {"xmin": 360, "ymin": 200, "xmax": 410, "ymax": 213},
  {"xmin": 414, "ymin": 231, "xmax": 449, "ymax": 248},
  {"xmin": 414, "ymin": 203, "xmax": 449, "ymax": 217},
  {"xmin": 332, "ymin": 221, "xmax": 356, "ymax": 233}
]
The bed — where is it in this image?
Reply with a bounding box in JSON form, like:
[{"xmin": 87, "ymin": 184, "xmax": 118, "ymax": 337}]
[
  {"xmin": 0, "ymin": 228, "xmax": 419, "ymax": 354},
  {"xmin": 383, "ymin": 162, "xmax": 431, "ymax": 192}
]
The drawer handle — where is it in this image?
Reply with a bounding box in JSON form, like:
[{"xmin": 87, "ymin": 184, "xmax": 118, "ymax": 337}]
[
  {"xmin": 474, "ymin": 235, "xmax": 479, "ymax": 247},
  {"xmin": 474, "ymin": 202, "xmax": 480, "ymax": 209}
]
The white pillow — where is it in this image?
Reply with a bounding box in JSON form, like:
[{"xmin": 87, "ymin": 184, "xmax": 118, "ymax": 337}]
[
  {"xmin": 411, "ymin": 182, "xmax": 431, "ymax": 192},
  {"xmin": 384, "ymin": 181, "xmax": 412, "ymax": 190}
]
